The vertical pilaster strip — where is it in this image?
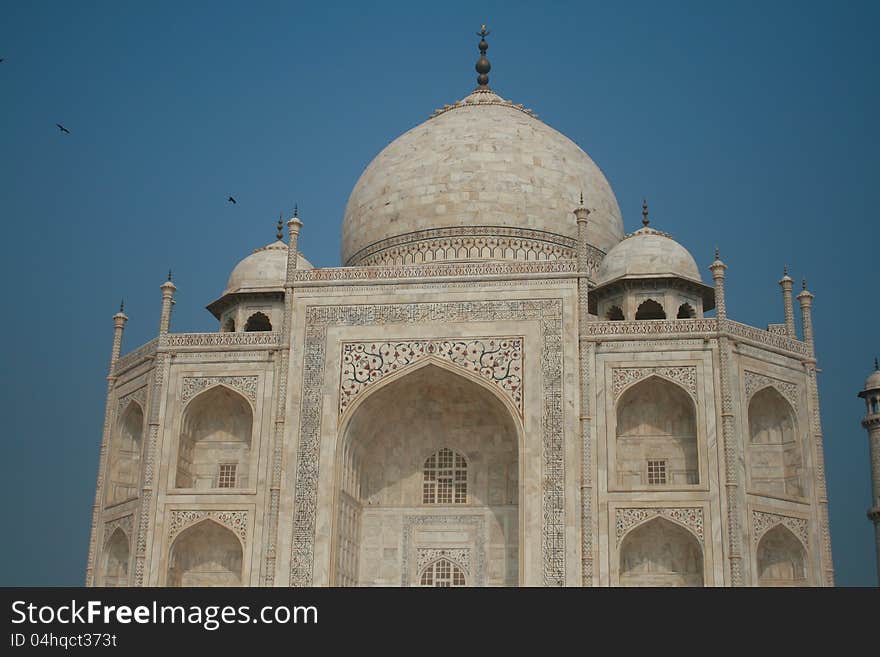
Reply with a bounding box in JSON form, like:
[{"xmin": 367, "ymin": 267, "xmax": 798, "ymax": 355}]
[
  {"xmin": 711, "ymin": 252, "xmax": 744, "ymax": 585},
  {"xmin": 133, "ymin": 278, "xmax": 176, "ymax": 585},
  {"xmin": 263, "ymin": 213, "xmax": 303, "ymax": 585},
  {"xmin": 85, "ymin": 308, "xmax": 127, "ymax": 586},
  {"xmin": 805, "ymin": 361, "xmax": 834, "ymax": 585},
  {"xmin": 133, "ymin": 351, "xmax": 167, "ymax": 586},
  {"xmin": 574, "ymin": 203, "xmax": 594, "ymax": 586},
  {"xmin": 798, "ymin": 283, "xmax": 833, "ymax": 585}
]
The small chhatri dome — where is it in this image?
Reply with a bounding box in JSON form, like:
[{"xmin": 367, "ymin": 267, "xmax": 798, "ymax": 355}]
[
  {"xmin": 595, "ymin": 220, "xmax": 702, "ymax": 286},
  {"xmin": 224, "ymin": 239, "xmax": 313, "ymax": 295},
  {"xmin": 341, "ymin": 27, "xmax": 624, "ymax": 266},
  {"xmin": 863, "ymin": 359, "xmax": 880, "ymax": 392}
]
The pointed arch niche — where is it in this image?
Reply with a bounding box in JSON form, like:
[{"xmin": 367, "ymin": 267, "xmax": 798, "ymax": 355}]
[
  {"xmin": 747, "ymin": 387, "xmax": 804, "ymax": 498},
  {"xmin": 101, "ymin": 528, "xmax": 130, "ymax": 587},
  {"xmin": 167, "ymin": 520, "xmax": 243, "ymax": 587},
  {"xmin": 756, "ymin": 525, "xmax": 808, "ymax": 586},
  {"xmin": 175, "ymin": 386, "xmax": 253, "ymax": 490},
  {"xmin": 332, "ymin": 362, "xmax": 521, "ymax": 587},
  {"xmin": 613, "ymin": 376, "xmax": 699, "ymax": 489},
  {"xmin": 619, "ymin": 517, "xmax": 704, "ymax": 586},
  {"xmin": 107, "ymin": 402, "xmax": 143, "ymax": 505}
]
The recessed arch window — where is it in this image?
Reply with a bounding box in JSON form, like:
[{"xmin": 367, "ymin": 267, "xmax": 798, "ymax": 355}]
[
  {"xmin": 619, "ymin": 517, "xmax": 704, "ymax": 586},
  {"xmin": 872, "ymin": 397, "xmax": 879, "ymax": 415},
  {"xmin": 606, "ymin": 305, "xmax": 625, "ymax": 321},
  {"xmin": 102, "ymin": 528, "xmax": 130, "ymax": 587},
  {"xmin": 167, "ymin": 520, "xmax": 242, "ymax": 587},
  {"xmin": 615, "ymin": 376, "xmax": 698, "ymax": 487},
  {"xmin": 221, "ymin": 317, "xmax": 235, "ymax": 332},
  {"xmin": 635, "ymin": 299, "xmax": 666, "ymax": 320},
  {"xmin": 176, "ymin": 386, "xmax": 252, "ymax": 490},
  {"xmin": 747, "ymin": 387, "xmax": 803, "ymax": 498},
  {"xmin": 244, "ymin": 312, "xmax": 272, "ymax": 332},
  {"xmin": 419, "ymin": 558, "xmax": 466, "ymax": 587},
  {"xmin": 757, "ymin": 525, "xmax": 807, "ymax": 586},
  {"xmin": 422, "ymin": 448, "xmax": 467, "ymax": 504},
  {"xmin": 107, "ymin": 402, "xmax": 143, "ymax": 505},
  {"xmin": 677, "ymin": 302, "xmax": 696, "ymax": 319}
]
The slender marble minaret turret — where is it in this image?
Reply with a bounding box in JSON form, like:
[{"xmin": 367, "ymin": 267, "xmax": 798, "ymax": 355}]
[{"xmin": 858, "ymin": 358, "xmax": 880, "ymax": 586}]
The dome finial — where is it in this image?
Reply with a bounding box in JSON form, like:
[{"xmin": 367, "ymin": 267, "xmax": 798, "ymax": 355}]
[
  {"xmin": 276, "ymin": 213, "xmax": 284, "ymax": 240},
  {"xmin": 580, "ymin": 191, "xmax": 584, "ymax": 206},
  {"xmin": 167, "ymin": 269, "xmax": 173, "ymax": 282},
  {"xmin": 641, "ymin": 198, "xmax": 649, "ymax": 226},
  {"xmin": 475, "ymin": 25, "xmax": 491, "ymax": 89},
  {"xmin": 714, "ymin": 246, "xmax": 720, "ymax": 260},
  {"xmin": 875, "ymin": 356, "xmax": 879, "ymax": 371},
  {"xmin": 119, "ymin": 298, "xmax": 124, "ymax": 313},
  {"xmin": 293, "ymin": 203, "xmax": 298, "ymax": 218},
  {"xmin": 802, "ymin": 277, "xmax": 807, "ymax": 291}
]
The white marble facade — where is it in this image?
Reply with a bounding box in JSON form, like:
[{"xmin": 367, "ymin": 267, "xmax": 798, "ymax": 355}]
[{"xmin": 85, "ymin": 66, "xmax": 833, "ymax": 588}]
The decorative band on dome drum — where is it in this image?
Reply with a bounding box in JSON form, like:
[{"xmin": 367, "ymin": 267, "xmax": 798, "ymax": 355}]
[{"xmin": 345, "ymin": 225, "xmax": 602, "ymax": 268}]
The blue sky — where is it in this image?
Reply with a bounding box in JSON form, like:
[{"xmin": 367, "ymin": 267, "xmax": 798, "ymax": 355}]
[{"xmin": 0, "ymin": 0, "xmax": 877, "ymax": 585}]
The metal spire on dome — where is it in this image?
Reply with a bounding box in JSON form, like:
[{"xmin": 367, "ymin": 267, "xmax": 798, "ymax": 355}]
[
  {"xmin": 293, "ymin": 204, "xmax": 298, "ymax": 218},
  {"xmin": 276, "ymin": 214, "xmax": 284, "ymax": 241},
  {"xmin": 167, "ymin": 269, "xmax": 173, "ymax": 282},
  {"xmin": 119, "ymin": 299, "xmax": 124, "ymax": 313},
  {"xmin": 875, "ymin": 356, "xmax": 879, "ymax": 371},
  {"xmin": 476, "ymin": 25, "xmax": 491, "ymax": 89},
  {"xmin": 641, "ymin": 198, "xmax": 650, "ymax": 226}
]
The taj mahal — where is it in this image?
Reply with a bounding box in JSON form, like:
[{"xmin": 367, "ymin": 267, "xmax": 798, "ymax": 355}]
[{"xmin": 85, "ymin": 28, "xmax": 846, "ymax": 587}]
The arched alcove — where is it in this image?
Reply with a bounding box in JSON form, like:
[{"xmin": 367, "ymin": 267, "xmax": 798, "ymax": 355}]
[
  {"xmin": 167, "ymin": 520, "xmax": 243, "ymax": 587},
  {"xmin": 747, "ymin": 387, "xmax": 804, "ymax": 498},
  {"xmin": 175, "ymin": 386, "xmax": 252, "ymax": 490},
  {"xmin": 615, "ymin": 377, "xmax": 698, "ymax": 487},
  {"xmin": 244, "ymin": 312, "xmax": 272, "ymax": 332},
  {"xmin": 635, "ymin": 299, "xmax": 666, "ymax": 320},
  {"xmin": 756, "ymin": 525, "xmax": 807, "ymax": 586},
  {"xmin": 606, "ymin": 305, "xmax": 625, "ymax": 321},
  {"xmin": 102, "ymin": 528, "xmax": 130, "ymax": 587},
  {"xmin": 333, "ymin": 363, "xmax": 520, "ymax": 586},
  {"xmin": 107, "ymin": 402, "xmax": 143, "ymax": 505},
  {"xmin": 221, "ymin": 317, "xmax": 235, "ymax": 332},
  {"xmin": 619, "ymin": 517, "xmax": 704, "ymax": 586},
  {"xmin": 419, "ymin": 558, "xmax": 467, "ymax": 587},
  {"xmin": 677, "ymin": 302, "xmax": 695, "ymax": 319}
]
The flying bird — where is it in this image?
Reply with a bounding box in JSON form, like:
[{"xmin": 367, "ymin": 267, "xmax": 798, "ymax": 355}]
[
  {"xmin": 56, "ymin": 123, "xmax": 70, "ymax": 134},
  {"xmin": 227, "ymin": 196, "xmax": 237, "ymax": 204}
]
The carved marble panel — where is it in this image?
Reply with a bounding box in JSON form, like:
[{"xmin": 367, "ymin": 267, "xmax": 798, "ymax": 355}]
[
  {"xmin": 102, "ymin": 514, "xmax": 134, "ymax": 547},
  {"xmin": 615, "ymin": 507, "xmax": 705, "ymax": 545},
  {"xmin": 752, "ymin": 510, "xmax": 808, "ymax": 547},
  {"xmin": 416, "ymin": 548, "xmax": 471, "ymax": 575},
  {"xmin": 401, "ymin": 515, "xmax": 486, "ymax": 586},
  {"xmin": 116, "ymin": 386, "xmax": 148, "ymax": 417},
  {"xmin": 612, "ymin": 366, "xmax": 698, "ymax": 400},
  {"xmin": 339, "ymin": 337, "xmax": 523, "ymax": 417},
  {"xmin": 167, "ymin": 510, "xmax": 249, "ymax": 544},
  {"xmin": 743, "ymin": 371, "xmax": 799, "ymax": 410},
  {"xmin": 180, "ymin": 376, "xmax": 258, "ymax": 405}
]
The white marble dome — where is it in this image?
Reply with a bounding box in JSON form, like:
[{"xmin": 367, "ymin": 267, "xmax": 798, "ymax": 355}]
[
  {"xmin": 864, "ymin": 368, "xmax": 880, "ymax": 392},
  {"xmin": 342, "ymin": 89, "xmax": 624, "ymax": 266},
  {"xmin": 595, "ymin": 225, "xmax": 702, "ymax": 286},
  {"xmin": 224, "ymin": 241, "xmax": 313, "ymax": 294}
]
